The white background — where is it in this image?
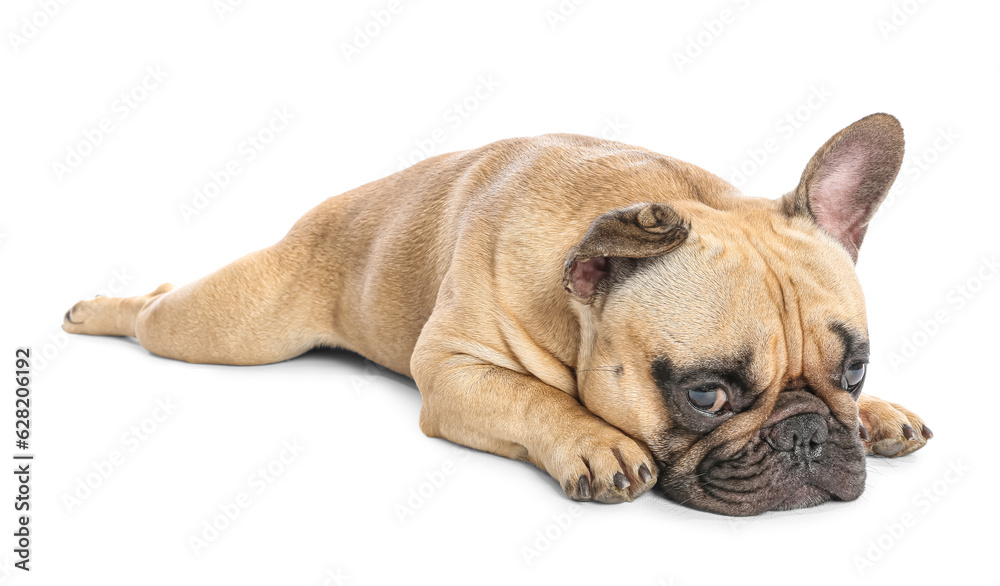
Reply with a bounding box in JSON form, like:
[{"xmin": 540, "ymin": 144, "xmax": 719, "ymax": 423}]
[{"xmin": 1, "ymin": 0, "xmax": 997, "ymax": 584}]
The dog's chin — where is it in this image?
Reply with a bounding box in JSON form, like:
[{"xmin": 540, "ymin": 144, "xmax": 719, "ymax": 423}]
[
  {"xmin": 769, "ymin": 484, "xmax": 833, "ymax": 511},
  {"xmin": 659, "ymin": 474, "xmax": 846, "ymax": 516},
  {"xmin": 659, "ymin": 472, "xmax": 861, "ymax": 516}
]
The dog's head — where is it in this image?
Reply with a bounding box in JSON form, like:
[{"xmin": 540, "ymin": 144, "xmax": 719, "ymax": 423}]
[{"xmin": 565, "ymin": 114, "xmax": 904, "ymax": 515}]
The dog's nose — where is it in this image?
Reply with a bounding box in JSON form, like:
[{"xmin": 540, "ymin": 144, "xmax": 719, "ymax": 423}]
[{"xmin": 764, "ymin": 413, "xmax": 828, "ymax": 461}]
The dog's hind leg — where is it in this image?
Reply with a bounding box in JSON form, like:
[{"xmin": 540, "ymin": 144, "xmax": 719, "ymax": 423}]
[{"xmin": 62, "ymin": 238, "xmax": 337, "ymax": 366}]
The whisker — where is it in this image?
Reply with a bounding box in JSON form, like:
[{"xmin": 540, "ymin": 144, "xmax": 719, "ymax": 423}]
[{"xmin": 577, "ymin": 366, "xmax": 622, "ymax": 373}]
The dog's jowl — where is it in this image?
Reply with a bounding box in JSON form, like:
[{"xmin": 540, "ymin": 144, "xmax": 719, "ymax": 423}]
[{"xmin": 64, "ymin": 113, "xmax": 932, "ymax": 515}]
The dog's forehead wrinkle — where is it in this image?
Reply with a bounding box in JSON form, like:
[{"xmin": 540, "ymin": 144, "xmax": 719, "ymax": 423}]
[
  {"xmin": 728, "ymin": 210, "xmax": 869, "ymax": 380},
  {"xmin": 730, "ymin": 219, "xmax": 809, "ymax": 383}
]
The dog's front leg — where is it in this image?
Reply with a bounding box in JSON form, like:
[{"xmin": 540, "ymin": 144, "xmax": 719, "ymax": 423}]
[{"xmin": 411, "ymin": 343, "xmax": 657, "ymax": 503}]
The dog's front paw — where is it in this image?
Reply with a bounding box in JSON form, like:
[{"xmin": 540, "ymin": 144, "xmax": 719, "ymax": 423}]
[
  {"xmin": 549, "ymin": 428, "xmax": 658, "ymax": 503},
  {"xmin": 858, "ymin": 394, "xmax": 933, "ymax": 457}
]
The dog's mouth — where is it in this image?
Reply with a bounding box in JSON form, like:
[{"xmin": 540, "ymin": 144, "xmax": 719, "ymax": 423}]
[{"xmin": 656, "ymin": 413, "xmax": 867, "ymax": 516}]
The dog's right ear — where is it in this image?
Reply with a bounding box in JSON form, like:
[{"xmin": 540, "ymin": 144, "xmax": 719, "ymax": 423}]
[
  {"xmin": 783, "ymin": 113, "xmax": 905, "ymax": 262},
  {"xmin": 563, "ymin": 203, "xmax": 689, "ymax": 303}
]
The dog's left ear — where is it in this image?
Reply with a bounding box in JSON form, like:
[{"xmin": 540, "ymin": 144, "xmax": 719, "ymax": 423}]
[
  {"xmin": 783, "ymin": 113, "xmax": 905, "ymax": 262},
  {"xmin": 563, "ymin": 203, "xmax": 689, "ymax": 303}
]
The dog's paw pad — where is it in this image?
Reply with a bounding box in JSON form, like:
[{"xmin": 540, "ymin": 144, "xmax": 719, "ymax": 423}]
[{"xmin": 871, "ymin": 439, "xmax": 905, "ymax": 457}]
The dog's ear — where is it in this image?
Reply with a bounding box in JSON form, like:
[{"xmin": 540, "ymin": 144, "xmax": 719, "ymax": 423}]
[
  {"xmin": 783, "ymin": 113, "xmax": 905, "ymax": 262},
  {"xmin": 563, "ymin": 203, "xmax": 689, "ymax": 303}
]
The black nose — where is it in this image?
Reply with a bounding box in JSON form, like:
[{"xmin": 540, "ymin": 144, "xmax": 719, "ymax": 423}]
[{"xmin": 764, "ymin": 413, "xmax": 828, "ymax": 461}]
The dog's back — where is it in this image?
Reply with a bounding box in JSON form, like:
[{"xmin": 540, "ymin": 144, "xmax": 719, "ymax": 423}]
[{"xmin": 286, "ymin": 133, "xmax": 730, "ymax": 373}]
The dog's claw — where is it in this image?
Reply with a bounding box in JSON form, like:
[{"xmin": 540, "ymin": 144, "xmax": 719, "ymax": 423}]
[
  {"xmin": 639, "ymin": 464, "xmax": 652, "ymax": 483},
  {"xmin": 902, "ymin": 424, "xmax": 916, "ymax": 440},
  {"xmin": 613, "ymin": 472, "xmax": 630, "ymax": 490},
  {"xmin": 578, "ymin": 475, "xmax": 591, "ymax": 499},
  {"xmin": 921, "ymin": 425, "xmax": 933, "ymax": 439},
  {"xmin": 64, "ymin": 309, "xmax": 82, "ymax": 325}
]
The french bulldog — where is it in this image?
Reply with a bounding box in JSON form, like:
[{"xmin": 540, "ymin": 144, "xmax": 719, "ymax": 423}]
[{"xmin": 63, "ymin": 113, "xmax": 931, "ymax": 515}]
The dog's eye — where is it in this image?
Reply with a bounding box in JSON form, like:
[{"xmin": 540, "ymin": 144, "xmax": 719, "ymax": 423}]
[
  {"xmin": 687, "ymin": 387, "xmax": 728, "ymax": 413},
  {"xmin": 841, "ymin": 362, "xmax": 866, "ymax": 397}
]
